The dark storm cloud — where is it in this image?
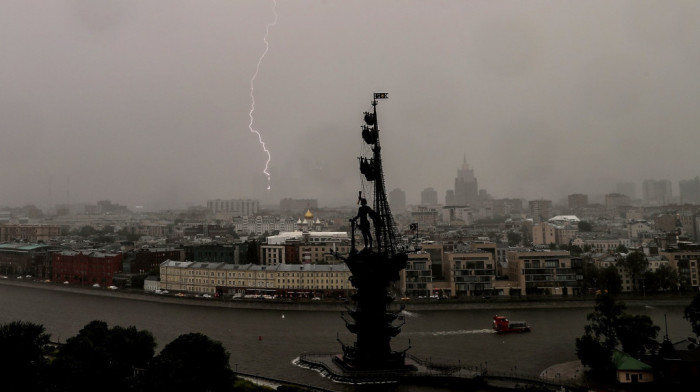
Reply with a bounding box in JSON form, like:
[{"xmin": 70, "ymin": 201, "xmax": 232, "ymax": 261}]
[{"xmin": 2, "ymin": 1, "xmax": 700, "ymax": 209}]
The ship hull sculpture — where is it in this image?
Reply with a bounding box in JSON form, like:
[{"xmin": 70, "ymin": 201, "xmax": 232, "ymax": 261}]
[{"xmin": 335, "ymin": 93, "xmax": 411, "ymax": 370}]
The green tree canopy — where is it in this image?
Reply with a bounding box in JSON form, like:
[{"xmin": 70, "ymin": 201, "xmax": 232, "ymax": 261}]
[
  {"xmin": 575, "ymin": 294, "xmax": 626, "ymax": 380},
  {"xmin": 684, "ymin": 292, "xmax": 700, "ymax": 337},
  {"xmin": 617, "ymin": 251, "xmax": 648, "ymax": 291},
  {"xmin": 576, "ymin": 294, "xmax": 660, "ymax": 381},
  {"xmin": 144, "ymin": 332, "xmax": 235, "ymax": 392},
  {"xmin": 598, "ymin": 265, "xmax": 623, "ymax": 295},
  {"xmin": 641, "ymin": 264, "xmax": 681, "ymax": 293},
  {"xmin": 51, "ymin": 320, "xmax": 156, "ymax": 392},
  {"xmin": 578, "ymin": 221, "xmax": 593, "ymax": 232},
  {"xmin": 507, "ymin": 231, "xmax": 522, "ymax": 247},
  {"xmin": 616, "ymin": 314, "xmax": 660, "ymax": 358},
  {"xmin": 0, "ymin": 321, "xmax": 51, "ymax": 390}
]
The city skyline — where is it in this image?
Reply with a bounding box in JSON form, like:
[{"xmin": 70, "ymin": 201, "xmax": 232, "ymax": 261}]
[{"xmin": 3, "ymin": 1, "xmax": 700, "ymax": 210}]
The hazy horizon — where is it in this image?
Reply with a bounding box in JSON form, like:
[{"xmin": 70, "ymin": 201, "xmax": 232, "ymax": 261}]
[{"xmin": 3, "ymin": 1, "xmax": 700, "ymax": 210}]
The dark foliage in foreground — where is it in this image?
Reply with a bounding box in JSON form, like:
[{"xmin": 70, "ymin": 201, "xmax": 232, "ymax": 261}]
[{"xmin": 0, "ymin": 320, "xmax": 273, "ymax": 392}]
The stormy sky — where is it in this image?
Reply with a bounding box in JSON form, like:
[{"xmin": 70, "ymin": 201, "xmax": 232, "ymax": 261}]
[{"xmin": 2, "ymin": 0, "xmax": 700, "ymax": 210}]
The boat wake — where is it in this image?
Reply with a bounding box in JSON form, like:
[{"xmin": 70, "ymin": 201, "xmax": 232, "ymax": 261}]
[
  {"xmin": 400, "ymin": 310, "xmax": 418, "ymax": 318},
  {"xmin": 405, "ymin": 329, "xmax": 496, "ymax": 336}
]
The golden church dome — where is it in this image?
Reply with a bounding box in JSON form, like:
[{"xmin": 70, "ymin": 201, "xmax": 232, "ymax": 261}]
[{"xmin": 304, "ymin": 209, "xmax": 313, "ymax": 219}]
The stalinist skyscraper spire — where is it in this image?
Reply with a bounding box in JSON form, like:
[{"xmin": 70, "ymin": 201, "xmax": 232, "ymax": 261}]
[{"xmin": 453, "ymin": 155, "xmax": 478, "ymax": 206}]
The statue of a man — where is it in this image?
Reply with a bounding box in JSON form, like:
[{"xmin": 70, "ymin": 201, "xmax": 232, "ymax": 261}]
[{"xmin": 352, "ymin": 198, "xmax": 376, "ymax": 250}]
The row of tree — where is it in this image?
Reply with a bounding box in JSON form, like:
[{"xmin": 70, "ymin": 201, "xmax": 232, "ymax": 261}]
[
  {"xmin": 0, "ymin": 320, "xmax": 278, "ymax": 392},
  {"xmin": 578, "ymin": 251, "xmax": 686, "ymax": 295}
]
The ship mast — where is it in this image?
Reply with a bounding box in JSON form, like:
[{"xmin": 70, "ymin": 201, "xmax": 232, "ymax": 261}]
[{"xmin": 361, "ymin": 93, "xmax": 399, "ymax": 257}]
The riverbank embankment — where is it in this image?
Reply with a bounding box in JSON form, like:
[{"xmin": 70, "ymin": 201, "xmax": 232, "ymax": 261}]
[{"xmin": 0, "ymin": 278, "xmax": 692, "ymax": 312}]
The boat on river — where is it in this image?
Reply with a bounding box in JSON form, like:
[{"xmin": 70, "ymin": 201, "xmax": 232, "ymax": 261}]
[{"xmin": 493, "ymin": 315, "xmax": 531, "ymax": 333}]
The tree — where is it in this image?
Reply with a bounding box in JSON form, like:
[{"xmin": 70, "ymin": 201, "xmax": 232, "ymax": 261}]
[
  {"xmin": 78, "ymin": 225, "xmax": 98, "ymax": 237},
  {"xmin": 654, "ymin": 264, "xmax": 679, "ymax": 292},
  {"xmin": 578, "ymin": 221, "xmax": 593, "ymax": 232},
  {"xmin": 51, "ymin": 320, "xmax": 156, "ymax": 392},
  {"xmin": 569, "ymin": 245, "xmax": 584, "ymax": 256},
  {"xmin": 0, "ymin": 321, "xmax": 51, "ymax": 390},
  {"xmin": 143, "ymin": 333, "xmax": 235, "ymax": 392},
  {"xmin": 684, "ymin": 292, "xmax": 700, "ymax": 337},
  {"xmin": 617, "ymin": 251, "xmax": 648, "ymax": 292},
  {"xmin": 598, "ymin": 265, "xmax": 622, "ymax": 295},
  {"xmin": 616, "ymin": 314, "xmax": 659, "ymax": 358},
  {"xmin": 643, "ymin": 265, "xmax": 678, "ymax": 293},
  {"xmin": 575, "ymin": 294, "xmax": 625, "ymax": 380},
  {"xmin": 615, "ymin": 244, "xmax": 628, "ymax": 254},
  {"xmin": 580, "ymin": 262, "xmax": 599, "ymax": 293},
  {"xmin": 507, "ymin": 231, "xmax": 521, "ymax": 247}
]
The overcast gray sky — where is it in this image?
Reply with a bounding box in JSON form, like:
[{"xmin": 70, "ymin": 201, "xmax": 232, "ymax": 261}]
[{"xmin": 2, "ymin": 0, "xmax": 700, "ymax": 210}]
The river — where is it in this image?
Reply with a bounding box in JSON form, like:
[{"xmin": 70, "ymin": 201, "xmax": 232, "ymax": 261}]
[{"xmin": 0, "ymin": 282, "xmax": 693, "ymax": 391}]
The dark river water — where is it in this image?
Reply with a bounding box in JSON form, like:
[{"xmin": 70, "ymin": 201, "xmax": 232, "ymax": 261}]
[{"xmin": 0, "ymin": 283, "xmax": 693, "ymax": 391}]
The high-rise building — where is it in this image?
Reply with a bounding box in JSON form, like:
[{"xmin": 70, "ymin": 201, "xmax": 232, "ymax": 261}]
[
  {"xmin": 567, "ymin": 194, "xmax": 588, "ymax": 210},
  {"xmin": 605, "ymin": 193, "xmax": 631, "ymax": 210},
  {"xmin": 421, "ymin": 187, "xmax": 438, "ymax": 205},
  {"xmin": 389, "ymin": 188, "xmax": 406, "ymax": 212},
  {"xmin": 616, "ymin": 182, "xmax": 636, "ymax": 199},
  {"xmin": 679, "ymin": 177, "xmax": 700, "ymax": 204},
  {"xmin": 642, "ymin": 180, "xmax": 672, "ymax": 205},
  {"xmin": 279, "ymin": 198, "xmax": 318, "ymax": 213},
  {"xmin": 207, "ymin": 199, "xmax": 259, "ymax": 216},
  {"xmin": 445, "ymin": 190, "xmax": 455, "ymax": 206},
  {"xmin": 453, "ymin": 156, "xmax": 478, "ymax": 206},
  {"xmin": 528, "ymin": 199, "xmax": 552, "ymax": 223}
]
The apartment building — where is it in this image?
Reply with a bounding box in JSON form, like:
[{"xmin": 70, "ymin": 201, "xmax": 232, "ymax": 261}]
[
  {"xmin": 660, "ymin": 249, "xmax": 700, "ymax": 290},
  {"xmin": 506, "ymin": 250, "xmax": 577, "ymax": 295},
  {"xmin": 400, "ymin": 253, "xmax": 433, "ymax": 298},
  {"xmin": 447, "ymin": 251, "xmax": 495, "ymax": 297}
]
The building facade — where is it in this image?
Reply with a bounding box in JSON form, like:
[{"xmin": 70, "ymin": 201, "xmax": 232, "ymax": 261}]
[
  {"xmin": 448, "ymin": 251, "xmax": 495, "ymax": 297},
  {"xmin": 0, "ymin": 243, "xmax": 54, "ymax": 278},
  {"xmin": 52, "ymin": 251, "xmax": 123, "ymax": 286},
  {"xmin": 400, "ymin": 253, "xmax": 433, "ymax": 298},
  {"xmin": 420, "ymin": 187, "xmax": 438, "ymax": 205},
  {"xmin": 568, "ymin": 194, "xmax": 588, "ymax": 211},
  {"xmin": 207, "ymin": 199, "xmax": 259, "ymax": 216},
  {"xmin": 529, "ymin": 200, "xmax": 553, "ymax": 223},
  {"xmin": 0, "ymin": 224, "xmax": 61, "ymax": 243},
  {"xmin": 159, "ymin": 261, "xmax": 353, "ymax": 297},
  {"xmin": 507, "ymin": 250, "xmax": 577, "ymax": 295}
]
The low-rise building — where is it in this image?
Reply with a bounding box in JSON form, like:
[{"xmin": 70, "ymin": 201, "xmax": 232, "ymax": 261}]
[
  {"xmin": 159, "ymin": 260, "xmax": 353, "ymax": 297},
  {"xmin": 0, "ymin": 224, "xmax": 61, "ymax": 243},
  {"xmin": 52, "ymin": 250, "xmax": 123, "ymax": 286},
  {"xmin": 0, "ymin": 243, "xmax": 54, "ymax": 278},
  {"xmin": 143, "ymin": 275, "xmax": 160, "ymax": 292}
]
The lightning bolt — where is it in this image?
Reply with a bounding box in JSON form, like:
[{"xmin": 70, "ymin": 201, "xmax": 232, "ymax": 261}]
[{"xmin": 249, "ymin": 0, "xmax": 278, "ymax": 191}]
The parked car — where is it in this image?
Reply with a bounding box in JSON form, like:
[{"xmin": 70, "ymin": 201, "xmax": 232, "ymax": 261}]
[{"xmin": 107, "ymin": 286, "xmax": 118, "ymax": 290}]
